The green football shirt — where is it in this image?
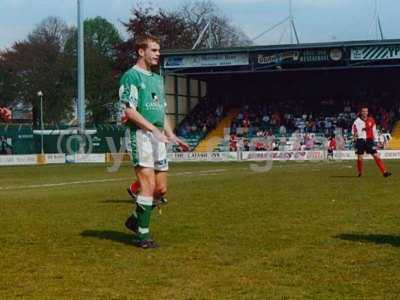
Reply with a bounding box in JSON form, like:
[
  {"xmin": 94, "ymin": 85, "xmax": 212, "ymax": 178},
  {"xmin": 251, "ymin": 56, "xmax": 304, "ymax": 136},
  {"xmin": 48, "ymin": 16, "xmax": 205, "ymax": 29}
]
[{"xmin": 119, "ymin": 65, "xmax": 166, "ymax": 129}]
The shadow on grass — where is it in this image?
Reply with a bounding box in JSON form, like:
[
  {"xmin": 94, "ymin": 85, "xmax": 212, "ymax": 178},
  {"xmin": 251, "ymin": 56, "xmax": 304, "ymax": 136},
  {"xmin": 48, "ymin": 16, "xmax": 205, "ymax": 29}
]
[
  {"xmin": 103, "ymin": 199, "xmax": 134, "ymax": 204},
  {"xmin": 81, "ymin": 230, "xmax": 133, "ymax": 246},
  {"xmin": 335, "ymin": 233, "xmax": 400, "ymax": 247}
]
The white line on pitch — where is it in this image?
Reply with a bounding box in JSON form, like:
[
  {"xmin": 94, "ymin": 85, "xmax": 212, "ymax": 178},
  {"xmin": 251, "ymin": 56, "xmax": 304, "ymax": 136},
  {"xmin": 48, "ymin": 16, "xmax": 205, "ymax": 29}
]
[{"xmin": 0, "ymin": 169, "xmax": 230, "ymax": 191}]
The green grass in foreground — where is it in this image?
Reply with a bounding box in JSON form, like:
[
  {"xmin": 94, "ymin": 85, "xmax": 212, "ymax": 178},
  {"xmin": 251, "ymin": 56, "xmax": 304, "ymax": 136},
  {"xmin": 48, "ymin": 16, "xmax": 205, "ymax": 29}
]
[{"xmin": 0, "ymin": 160, "xmax": 399, "ymax": 299}]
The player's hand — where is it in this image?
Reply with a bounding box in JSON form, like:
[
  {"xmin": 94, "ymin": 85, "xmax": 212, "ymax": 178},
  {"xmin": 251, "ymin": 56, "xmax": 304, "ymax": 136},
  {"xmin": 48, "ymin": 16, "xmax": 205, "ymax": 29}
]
[
  {"xmin": 151, "ymin": 127, "xmax": 169, "ymax": 144},
  {"xmin": 120, "ymin": 112, "xmax": 128, "ymax": 124},
  {"xmin": 0, "ymin": 107, "xmax": 11, "ymax": 122},
  {"xmin": 373, "ymin": 141, "xmax": 380, "ymax": 149},
  {"xmin": 170, "ymin": 135, "xmax": 190, "ymax": 151}
]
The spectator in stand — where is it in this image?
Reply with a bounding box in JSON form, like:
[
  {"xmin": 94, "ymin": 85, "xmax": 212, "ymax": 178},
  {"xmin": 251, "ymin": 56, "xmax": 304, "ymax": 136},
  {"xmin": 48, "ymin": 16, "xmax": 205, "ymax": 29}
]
[
  {"xmin": 279, "ymin": 124, "xmax": 287, "ymax": 136},
  {"xmin": 242, "ymin": 118, "xmax": 250, "ymax": 135},
  {"xmin": 237, "ymin": 111, "xmax": 243, "ymax": 121},
  {"xmin": 379, "ymin": 130, "xmax": 391, "ymax": 149},
  {"xmin": 191, "ymin": 123, "xmax": 197, "ymax": 133},
  {"xmin": 243, "ymin": 138, "xmax": 250, "ymax": 151},
  {"xmin": 202, "ymin": 124, "xmax": 207, "ymax": 134},
  {"xmin": 178, "ymin": 123, "xmax": 188, "ymax": 137},
  {"xmin": 0, "ymin": 136, "xmax": 12, "ymax": 154},
  {"xmin": 236, "ymin": 126, "xmax": 243, "ymax": 137},
  {"xmin": 243, "ymin": 110, "xmax": 249, "ymax": 121},
  {"xmin": 237, "ymin": 137, "xmax": 244, "ymax": 152},
  {"xmin": 255, "ymin": 140, "xmax": 266, "ymax": 151},
  {"xmin": 215, "ymin": 105, "xmax": 223, "ymax": 118},
  {"xmin": 304, "ymin": 134, "xmax": 314, "ymax": 150},
  {"xmin": 262, "ymin": 114, "xmax": 270, "ymax": 128},
  {"xmin": 230, "ymin": 122, "xmax": 237, "ymax": 135},
  {"xmin": 256, "ymin": 129, "xmax": 263, "ymax": 137},
  {"xmin": 0, "ymin": 107, "xmax": 11, "ymax": 122},
  {"xmin": 229, "ymin": 134, "xmax": 238, "ymax": 151}
]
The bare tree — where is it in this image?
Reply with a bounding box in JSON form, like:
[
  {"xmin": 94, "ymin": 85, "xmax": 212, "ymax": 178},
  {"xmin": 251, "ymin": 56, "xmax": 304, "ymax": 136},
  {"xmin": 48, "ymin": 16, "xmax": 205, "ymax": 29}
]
[
  {"xmin": 29, "ymin": 16, "xmax": 72, "ymax": 49},
  {"xmin": 180, "ymin": 0, "xmax": 252, "ymax": 48}
]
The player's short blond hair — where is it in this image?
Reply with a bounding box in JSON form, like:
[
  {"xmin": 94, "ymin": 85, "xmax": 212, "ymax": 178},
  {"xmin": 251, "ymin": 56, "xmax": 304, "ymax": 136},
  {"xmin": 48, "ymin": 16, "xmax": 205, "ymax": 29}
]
[{"xmin": 134, "ymin": 34, "xmax": 160, "ymax": 56}]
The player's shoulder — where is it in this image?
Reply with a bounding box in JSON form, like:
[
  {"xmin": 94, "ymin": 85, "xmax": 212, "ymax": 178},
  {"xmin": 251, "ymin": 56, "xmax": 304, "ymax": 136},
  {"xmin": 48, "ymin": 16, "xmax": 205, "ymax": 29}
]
[
  {"xmin": 121, "ymin": 65, "xmax": 146, "ymax": 80},
  {"xmin": 367, "ymin": 117, "xmax": 376, "ymax": 124},
  {"xmin": 120, "ymin": 67, "xmax": 140, "ymax": 82}
]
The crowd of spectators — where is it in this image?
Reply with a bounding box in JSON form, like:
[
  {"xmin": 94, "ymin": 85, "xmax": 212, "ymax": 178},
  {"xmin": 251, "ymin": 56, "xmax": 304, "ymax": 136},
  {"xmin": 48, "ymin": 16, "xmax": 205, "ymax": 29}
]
[
  {"xmin": 230, "ymin": 98, "xmax": 398, "ymax": 138},
  {"xmin": 227, "ymin": 97, "xmax": 399, "ymax": 152},
  {"xmin": 175, "ymin": 95, "xmax": 399, "ymax": 152}
]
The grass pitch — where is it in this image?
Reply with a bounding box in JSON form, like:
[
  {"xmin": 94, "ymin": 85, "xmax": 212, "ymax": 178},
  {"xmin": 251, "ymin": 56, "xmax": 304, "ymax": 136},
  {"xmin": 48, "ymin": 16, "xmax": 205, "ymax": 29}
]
[{"xmin": 1, "ymin": 160, "xmax": 400, "ymax": 299}]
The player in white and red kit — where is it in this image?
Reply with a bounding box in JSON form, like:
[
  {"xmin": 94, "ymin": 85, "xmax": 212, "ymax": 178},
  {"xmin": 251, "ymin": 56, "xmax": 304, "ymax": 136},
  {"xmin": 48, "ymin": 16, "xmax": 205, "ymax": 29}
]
[
  {"xmin": 327, "ymin": 134, "xmax": 336, "ymax": 160},
  {"xmin": 352, "ymin": 107, "xmax": 391, "ymax": 177}
]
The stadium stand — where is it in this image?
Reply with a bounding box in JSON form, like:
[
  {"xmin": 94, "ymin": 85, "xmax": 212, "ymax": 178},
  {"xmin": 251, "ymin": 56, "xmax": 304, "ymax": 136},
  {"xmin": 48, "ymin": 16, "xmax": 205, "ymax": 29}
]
[
  {"xmin": 174, "ymin": 99, "xmax": 226, "ymax": 151},
  {"xmin": 388, "ymin": 121, "xmax": 400, "ymax": 150},
  {"xmin": 175, "ymin": 95, "xmax": 399, "ymax": 152},
  {"xmin": 223, "ymin": 98, "xmax": 397, "ymax": 152},
  {"xmin": 194, "ymin": 109, "xmax": 238, "ymax": 152}
]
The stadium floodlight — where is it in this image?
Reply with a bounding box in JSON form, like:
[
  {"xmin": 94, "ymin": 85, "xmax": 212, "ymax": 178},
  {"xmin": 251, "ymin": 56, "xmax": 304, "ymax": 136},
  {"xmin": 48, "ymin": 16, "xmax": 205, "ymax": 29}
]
[
  {"xmin": 251, "ymin": 0, "xmax": 299, "ymax": 45},
  {"xmin": 288, "ymin": 0, "xmax": 299, "ymax": 44},
  {"xmin": 37, "ymin": 91, "xmax": 44, "ymax": 154},
  {"xmin": 192, "ymin": 17, "xmax": 243, "ymax": 49},
  {"xmin": 77, "ymin": 0, "xmax": 86, "ymax": 132},
  {"xmin": 192, "ymin": 20, "xmax": 211, "ymax": 49},
  {"xmin": 369, "ymin": 0, "xmax": 384, "ymax": 40}
]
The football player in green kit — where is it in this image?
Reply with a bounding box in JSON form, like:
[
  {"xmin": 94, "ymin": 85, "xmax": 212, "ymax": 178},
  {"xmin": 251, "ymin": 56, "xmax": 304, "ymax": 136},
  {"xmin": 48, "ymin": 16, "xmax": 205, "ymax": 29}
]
[{"xmin": 119, "ymin": 34, "xmax": 188, "ymax": 249}]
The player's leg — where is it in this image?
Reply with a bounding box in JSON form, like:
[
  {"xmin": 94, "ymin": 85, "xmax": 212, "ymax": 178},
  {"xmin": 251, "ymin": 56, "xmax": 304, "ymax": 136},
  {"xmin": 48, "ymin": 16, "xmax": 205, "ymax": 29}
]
[
  {"xmin": 327, "ymin": 149, "xmax": 333, "ymax": 160},
  {"xmin": 366, "ymin": 139, "xmax": 391, "ymax": 177},
  {"xmin": 127, "ymin": 180, "xmax": 140, "ymax": 200},
  {"xmin": 125, "ymin": 129, "xmax": 143, "ymax": 232},
  {"xmin": 356, "ymin": 154, "xmax": 364, "ymax": 177},
  {"xmin": 371, "ymin": 152, "xmax": 391, "ymax": 177},
  {"xmin": 124, "ymin": 168, "xmax": 152, "ymax": 234},
  {"xmin": 154, "ymin": 171, "xmax": 168, "ymax": 211},
  {"xmin": 133, "ymin": 166, "xmax": 159, "ymax": 248},
  {"xmin": 355, "ymin": 139, "xmax": 365, "ymax": 177},
  {"xmin": 153, "ymin": 133, "xmax": 169, "ymax": 209},
  {"xmin": 125, "ymin": 127, "xmax": 140, "ymax": 200},
  {"xmin": 125, "ymin": 129, "xmax": 158, "ymax": 248}
]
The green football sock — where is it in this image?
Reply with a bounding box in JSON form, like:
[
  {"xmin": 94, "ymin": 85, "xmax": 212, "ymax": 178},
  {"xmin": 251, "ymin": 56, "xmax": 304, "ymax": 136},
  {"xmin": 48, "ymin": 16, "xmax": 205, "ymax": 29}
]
[{"xmin": 135, "ymin": 195, "xmax": 154, "ymax": 241}]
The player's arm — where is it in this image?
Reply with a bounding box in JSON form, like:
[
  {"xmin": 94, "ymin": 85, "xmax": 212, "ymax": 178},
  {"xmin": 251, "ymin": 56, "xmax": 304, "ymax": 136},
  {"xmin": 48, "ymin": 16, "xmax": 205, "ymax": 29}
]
[
  {"xmin": 372, "ymin": 123, "xmax": 379, "ymax": 143},
  {"xmin": 164, "ymin": 116, "xmax": 190, "ymax": 151},
  {"xmin": 124, "ymin": 106, "xmax": 155, "ymax": 132},
  {"xmin": 124, "ymin": 107, "xmax": 169, "ymax": 143},
  {"xmin": 351, "ymin": 122, "xmax": 359, "ymax": 143}
]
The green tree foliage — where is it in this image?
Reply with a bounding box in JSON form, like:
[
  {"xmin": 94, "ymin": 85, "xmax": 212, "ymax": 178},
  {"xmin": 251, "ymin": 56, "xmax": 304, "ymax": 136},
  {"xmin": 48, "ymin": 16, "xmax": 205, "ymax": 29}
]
[{"xmin": 0, "ymin": 17, "xmax": 74, "ymax": 125}]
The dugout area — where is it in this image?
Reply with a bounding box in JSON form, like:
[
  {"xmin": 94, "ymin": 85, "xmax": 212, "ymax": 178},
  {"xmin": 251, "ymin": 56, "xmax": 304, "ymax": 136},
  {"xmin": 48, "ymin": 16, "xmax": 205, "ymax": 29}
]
[{"xmin": 162, "ymin": 39, "xmax": 400, "ymax": 128}]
